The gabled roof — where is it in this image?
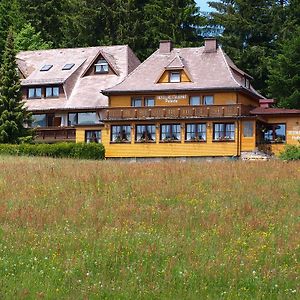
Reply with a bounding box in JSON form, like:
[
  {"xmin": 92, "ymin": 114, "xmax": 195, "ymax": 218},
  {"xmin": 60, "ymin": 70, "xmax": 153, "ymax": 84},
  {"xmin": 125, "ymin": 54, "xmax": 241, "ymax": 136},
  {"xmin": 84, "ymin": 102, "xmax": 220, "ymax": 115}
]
[
  {"xmin": 104, "ymin": 45, "xmax": 263, "ymax": 100},
  {"xmin": 165, "ymin": 55, "xmax": 185, "ymax": 70},
  {"xmin": 17, "ymin": 45, "xmax": 141, "ymax": 111}
]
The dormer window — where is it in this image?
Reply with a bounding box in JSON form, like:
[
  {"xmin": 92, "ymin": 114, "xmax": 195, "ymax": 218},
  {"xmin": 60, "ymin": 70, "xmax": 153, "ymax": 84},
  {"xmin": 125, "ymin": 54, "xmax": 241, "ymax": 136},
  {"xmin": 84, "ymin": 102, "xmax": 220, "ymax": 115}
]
[
  {"xmin": 28, "ymin": 87, "xmax": 42, "ymax": 99},
  {"xmin": 244, "ymin": 77, "xmax": 250, "ymax": 89},
  {"xmin": 95, "ymin": 59, "xmax": 109, "ymax": 74},
  {"xmin": 169, "ymin": 71, "xmax": 181, "ymax": 83},
  {"xmin": 40, "ymin": 64, "xmax": 53, "ymax": 72},
  {"xmin": 46, "ymin": 86, "xmax": 59, "ymax": 98}
]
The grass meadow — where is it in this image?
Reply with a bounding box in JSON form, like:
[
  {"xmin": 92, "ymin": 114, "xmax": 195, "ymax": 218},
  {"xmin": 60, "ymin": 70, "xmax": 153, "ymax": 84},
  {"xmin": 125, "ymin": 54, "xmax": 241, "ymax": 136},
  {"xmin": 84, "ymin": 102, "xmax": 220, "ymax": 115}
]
[{"xmin": 0, "ymin": 156, "xmax": 299, "ymax": 299}]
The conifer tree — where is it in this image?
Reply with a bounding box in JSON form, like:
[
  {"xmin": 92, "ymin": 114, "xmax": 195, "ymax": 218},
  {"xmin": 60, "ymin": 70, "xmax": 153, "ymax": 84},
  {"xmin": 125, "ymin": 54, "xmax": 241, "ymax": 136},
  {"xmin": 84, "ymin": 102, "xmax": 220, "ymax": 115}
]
[
  {"xmin": 268, "ymin": 26, "xmax": 300, "ymax": 109},
  {"xmin": 207, "ymin": 0, "xmax": 286, "ymax": 94},
  {"xmin": 0, "ymin": 29, "xmax": 32, "ymax": 144}
]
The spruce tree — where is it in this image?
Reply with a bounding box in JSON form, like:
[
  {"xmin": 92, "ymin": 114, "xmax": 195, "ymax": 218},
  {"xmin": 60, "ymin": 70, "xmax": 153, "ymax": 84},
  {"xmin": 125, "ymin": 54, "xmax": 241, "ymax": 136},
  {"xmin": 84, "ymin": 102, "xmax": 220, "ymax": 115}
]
[
  {"xmin": 0, "ymin": 29, "xmax": 32, "ymax": 144},
  {"xmin": 268, "ymin": 27, "xmax": 300, "ymax": 109},
  {"xmin": 207, "ymin": 0, "xmax": 286, "ymax": 94}
]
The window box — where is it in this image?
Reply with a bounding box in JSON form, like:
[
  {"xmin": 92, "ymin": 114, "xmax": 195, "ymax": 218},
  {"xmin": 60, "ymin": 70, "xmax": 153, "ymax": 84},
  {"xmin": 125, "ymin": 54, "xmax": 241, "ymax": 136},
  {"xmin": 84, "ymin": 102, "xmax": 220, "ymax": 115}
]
[
  {"xmin": 111, "ymin": 125, "xmax": 131, "ymax": 143},
  {"xmin": 185, "ymin": 138, "xmax": 206, "ymax": 143},
  {"xmin": 160, "ymin": 124, "xmax": 181, "ymax": 142},
  {"xmin": 85, "ymin": 130, "xmax": 101, "ymax": 143},
  {"xmin": 135, "ymin": 125, "xmax": 156, "ymax": 142},
  {"xmin": 213, "ymin": 123, "xmax": 235, "ymax": 141},
  {"xmin": 186, "ymin": 123, "xmax": 206, "ymax": 142}
]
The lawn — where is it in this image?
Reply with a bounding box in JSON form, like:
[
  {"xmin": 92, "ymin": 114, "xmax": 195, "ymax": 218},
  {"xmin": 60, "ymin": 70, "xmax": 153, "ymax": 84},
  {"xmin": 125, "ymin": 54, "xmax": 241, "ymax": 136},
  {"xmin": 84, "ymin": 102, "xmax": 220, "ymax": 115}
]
[{"xmin": 0, "ymin": 156, "xmax": 299, "ymax": 299}]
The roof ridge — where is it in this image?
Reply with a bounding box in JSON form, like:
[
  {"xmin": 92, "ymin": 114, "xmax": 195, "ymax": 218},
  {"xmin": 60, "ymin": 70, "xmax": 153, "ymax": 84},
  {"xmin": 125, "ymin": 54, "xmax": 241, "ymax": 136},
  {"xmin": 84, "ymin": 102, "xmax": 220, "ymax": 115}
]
[{"xmin": 17, "ymin": 45, "xmax": 128, "ymax": 55}]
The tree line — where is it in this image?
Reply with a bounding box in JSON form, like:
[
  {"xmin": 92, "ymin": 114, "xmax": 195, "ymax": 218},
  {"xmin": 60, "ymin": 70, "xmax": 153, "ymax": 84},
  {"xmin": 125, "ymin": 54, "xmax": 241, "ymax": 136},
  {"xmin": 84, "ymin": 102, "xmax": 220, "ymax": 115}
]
[{"xmin": 0, "ymin": 0, "xmax": 299, "ymax": 108}]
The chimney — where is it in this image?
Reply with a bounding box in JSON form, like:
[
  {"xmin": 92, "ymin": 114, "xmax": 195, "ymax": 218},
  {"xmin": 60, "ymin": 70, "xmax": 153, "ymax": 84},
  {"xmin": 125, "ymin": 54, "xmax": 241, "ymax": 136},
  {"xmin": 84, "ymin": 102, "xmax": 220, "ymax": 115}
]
[
  {"xmin": 259, "ymin": 99, "xmax": 275, "ymax": 108},
  {"xmin": 204, "ymin": 38, "xmax": 218, "ymax": 53},
  {"xmin": 159, "ymin": 40, "xmax": 173, "ymax": 54}
]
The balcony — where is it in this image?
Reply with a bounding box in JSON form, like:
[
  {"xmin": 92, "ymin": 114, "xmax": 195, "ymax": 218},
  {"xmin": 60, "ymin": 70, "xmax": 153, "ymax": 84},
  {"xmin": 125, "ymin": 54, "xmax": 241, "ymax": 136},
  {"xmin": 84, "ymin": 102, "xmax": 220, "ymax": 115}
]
[
  {"xmin": 103, "ymin": 104, "xmax": 252, "ymax": 121},
  {"xmin": 34, "ymin": 127, "xmax": 76, "ymax": 142}
]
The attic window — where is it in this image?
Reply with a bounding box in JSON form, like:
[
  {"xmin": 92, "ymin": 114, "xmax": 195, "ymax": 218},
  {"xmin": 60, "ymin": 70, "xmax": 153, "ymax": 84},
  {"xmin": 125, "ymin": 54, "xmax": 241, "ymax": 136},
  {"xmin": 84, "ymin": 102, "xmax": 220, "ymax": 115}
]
[
  {"xmin": 169, "ymin": 71, "xmax": 181, "ymax": 83},
  {"xmin": 95, "ymin": 59, "xmax": 109, "ymax": 74},
  {"xmin": 40, "ymin": 64, "xmax": 53, "ymax": 72},
  {"xmin": 244, "ymin": 77, "xmax": 250, "ymax": 89},
  {"xmin": 62, "ymin": 63, "xmax": 75, "ymax": 70}
]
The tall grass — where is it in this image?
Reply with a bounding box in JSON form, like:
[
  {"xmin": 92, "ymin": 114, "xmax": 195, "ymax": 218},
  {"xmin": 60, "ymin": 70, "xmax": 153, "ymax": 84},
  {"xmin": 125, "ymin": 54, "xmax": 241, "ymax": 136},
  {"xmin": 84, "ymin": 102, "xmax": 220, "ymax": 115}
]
[{"xmin": 0, "ymin": 156, "xmax": 299, "ymax": 299}]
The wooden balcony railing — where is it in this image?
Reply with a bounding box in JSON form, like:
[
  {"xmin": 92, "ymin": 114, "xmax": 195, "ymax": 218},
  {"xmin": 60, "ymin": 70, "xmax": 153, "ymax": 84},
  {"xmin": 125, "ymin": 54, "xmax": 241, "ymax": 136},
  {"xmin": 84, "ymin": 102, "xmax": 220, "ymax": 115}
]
[
  {"xmin": 103, "ymin": 104, "xmax": 252, "ymax": 121},
  {"xmin": 34, "ymin": 127, "xmax": 76, "ymax": 142}
]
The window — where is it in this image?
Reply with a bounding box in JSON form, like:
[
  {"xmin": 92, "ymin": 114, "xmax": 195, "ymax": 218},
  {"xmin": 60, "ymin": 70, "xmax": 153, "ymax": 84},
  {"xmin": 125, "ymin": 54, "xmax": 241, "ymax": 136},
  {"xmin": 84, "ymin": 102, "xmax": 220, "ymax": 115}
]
[
  {"xmin": 46, "ymin": 86, "xmax": 59, "ymax": 98},
  {"xmin": 213, "ymin": 123, "xmax": 235, "ymax": 141},
  {"xmin": 32, "ymin": 114, "xmax": 47, "ymax": 127},
  {"xmin": 28, "ymin": 87, "xmax": 42, "ymax": 99},
  {"xmin": 95, "ymin": 59, "xmax": 109, "ymax": 73},
  {"xmin": 136, "ymin": 125, "xmax": 156, "ymax": 142},
  {"xmin": 190, "ymin": 96, "xmax": 200, "ymax": 106},
  {"xmin": 68, "ymin": 112, "xmax": 98, "ymax": 125},
  {"xmin": 40, "ymin": 65, "xmax": 53, "ymax": 72},
  {"xmin": 243, "ymin": 121, "xmax": 254, "ymax": 137},
  {"xmin": 85, "ymin": 130, "xmax": 101, "ymax": 143},
  {"xmin": 169, "ymin": 72, "xmax": 181, "ymax": 83},
  {"xmin": 160, "ymin": 124, "xmax": 181, "ymax": 142},
  {"xmin": 62, "ymin": 63, "xmax": 75, "ymax": 70},
  {"xmin": 244, "ymin": 77, "xmax": 250, "ymax": 89},
  {"xmin": 263, "ymin": 124, "xmax": 286, "ymax": 143},
  {"xmin": 203, "ymin": 95, "xmax": 214, "ymax": 105},
  {"xmin": 145, "ymin": 97, "xmax": 155, "ymax": 107},
  {"xmin": 111, "ymin": 125, "xmax": 131, "ymax": 143},
  {"xmin": 131, "ymin": 98, "xmax": 142, "ymax": 107},
  {"xmin": 186, "ymin": 124, "xmax": 206, "ymax": 142}
]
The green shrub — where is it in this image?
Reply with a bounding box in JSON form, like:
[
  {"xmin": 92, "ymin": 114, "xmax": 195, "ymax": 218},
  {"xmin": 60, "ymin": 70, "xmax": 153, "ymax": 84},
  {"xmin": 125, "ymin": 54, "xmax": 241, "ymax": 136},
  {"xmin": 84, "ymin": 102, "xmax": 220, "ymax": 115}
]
[
  {"xmin": 0, "ymin": 142, "xmax": 105, "ymax": 160},
  {"xmin": 279, "ymin": 144, "xmax": 300, "ymax": 161}
]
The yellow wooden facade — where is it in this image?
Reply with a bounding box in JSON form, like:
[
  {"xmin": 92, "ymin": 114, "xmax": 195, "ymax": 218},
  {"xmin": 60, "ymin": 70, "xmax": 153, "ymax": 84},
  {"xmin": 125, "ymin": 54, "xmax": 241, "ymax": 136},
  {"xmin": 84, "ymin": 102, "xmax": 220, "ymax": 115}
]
[
  {"xmin": 101, "ymin": 120, "xmax": 241, "ymax": 158},
  {"xmin": 75, "ymin": 91, "xmax": 300, "ymax": 158},
  {"xmin": 75, "ymin": 91, "xmax": 264, "ymax": 158},
  {"xmin": 260, "ymin": 116, "xmax": 300, "ymax": 155},
  {"xmin": 158, "ymin": 70, "xmax": 191, "ymax": 83},
  {"xmin": 109, "ymin": 91, "xmax": 245, "ymax": 107}
]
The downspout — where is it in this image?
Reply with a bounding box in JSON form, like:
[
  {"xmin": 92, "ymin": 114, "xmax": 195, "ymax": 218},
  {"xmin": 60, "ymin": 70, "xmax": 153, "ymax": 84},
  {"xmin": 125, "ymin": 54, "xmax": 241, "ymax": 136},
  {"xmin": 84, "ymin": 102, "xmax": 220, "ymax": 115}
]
[{"xmin": 236, "ymin": 117, "xmax": 241, "ymax": 157}]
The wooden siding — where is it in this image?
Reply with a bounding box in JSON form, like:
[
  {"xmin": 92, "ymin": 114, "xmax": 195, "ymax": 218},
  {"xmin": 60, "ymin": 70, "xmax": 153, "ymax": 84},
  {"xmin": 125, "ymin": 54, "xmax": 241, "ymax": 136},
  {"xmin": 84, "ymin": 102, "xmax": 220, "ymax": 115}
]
[
  {"xmin": 76, "ymin": 126, "xmax": 104, "ymax": 143},
  {"xmin": 263, "ymin": 116, "xmax": 300, "ymax": 155},
  {"xmin": 238, "ymin": 93, "xmax": 258, "ymax": 106},
  {"xmin": 100, "ymin": 120, "xmax": 239, "ymax": 158},
  {"xmin": 109, "ymin": 92, "xmax": 255, "ymax": 108}
]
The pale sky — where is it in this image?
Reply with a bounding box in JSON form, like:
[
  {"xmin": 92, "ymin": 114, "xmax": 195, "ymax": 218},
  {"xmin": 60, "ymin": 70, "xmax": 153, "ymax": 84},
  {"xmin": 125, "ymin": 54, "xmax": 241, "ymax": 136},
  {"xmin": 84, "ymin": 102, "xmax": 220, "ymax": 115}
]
[{"xmin": 196, "ymin": 0, "xmax": 214, "ymax": 11}]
